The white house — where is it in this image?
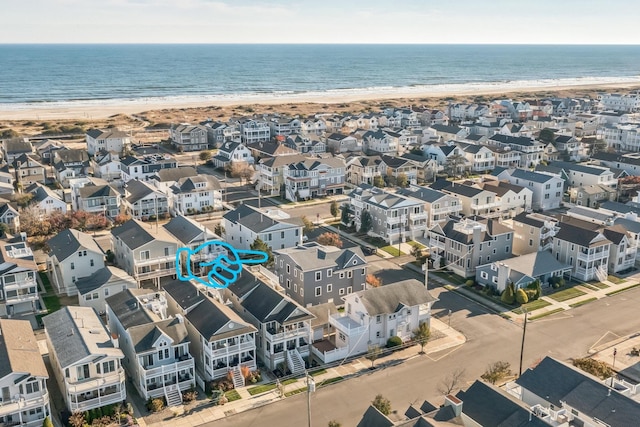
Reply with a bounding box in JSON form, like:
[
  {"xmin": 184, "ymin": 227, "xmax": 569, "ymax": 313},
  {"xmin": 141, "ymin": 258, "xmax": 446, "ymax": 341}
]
[
  {"xmin": 90, "ymin": 151, "xmax": 122, "ymax": 184},
  {"xmin": 76, "ymin": 266, "xmax": 137, "ymax": 313},
  {"xmin": 0, "ymin": 202, "xmax": 20, "ymax": 234},
  {"xmin": 47, "ymin": 229, "xmax": 105, "ymax": 296},
  {"xmin": 86, "ymin": 128, "xmax": 130, "ymax": 156},
  {"xmin": 0, "ymin": 239, "xmax": 40, "ymax": 317},
  {"xmin": 0, "ymin": 319, "xmax": 51, "ymax": 427},
  {"xmin": 169, "ymin": 175, "xmax": 223, "ymax": 216},
  {"xmin": 44, "ymin": 306, "xmax": 126, "ymax": 412},
  {"xmin": 223, "ymin": 204, "xmax": 303, "ymax": 251},
  {"xmin": 497, "ymin": 168, "xmax": 564, "ymax": 211},
  {"xmin": 122, "ymin": 179, "xmax": 169, "ymax": 220},
  {"xmin": 26, "ymin": 183, "xmax": 67, "ymax": 216},
  {"xmin": 212, "ymin": 142, "xmax": 255, "ymax": 169}
]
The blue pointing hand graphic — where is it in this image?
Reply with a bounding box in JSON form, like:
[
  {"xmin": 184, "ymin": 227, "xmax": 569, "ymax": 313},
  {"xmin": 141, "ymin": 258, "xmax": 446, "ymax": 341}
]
[{"xmin": 176, "ymin": 241, "xmax": 269, "ymax": 289}]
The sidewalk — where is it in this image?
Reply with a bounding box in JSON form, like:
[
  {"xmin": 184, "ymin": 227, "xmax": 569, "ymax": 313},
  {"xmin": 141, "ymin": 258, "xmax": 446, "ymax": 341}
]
[{"xmin": 142, "ymin": 318, "xmax": 465, "ymax": 427}]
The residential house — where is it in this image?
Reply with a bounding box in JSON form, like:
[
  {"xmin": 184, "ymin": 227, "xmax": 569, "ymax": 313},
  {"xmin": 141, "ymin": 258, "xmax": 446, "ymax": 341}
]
[
  {"xmin": 169, "ymin": 175, "xmax": 223, "ymax": 216},
  {"xmin": 90, "ymin": 151, "xmax": 122, "ymax": 184},
  {"xmin": 325, "ymin": 133, "xmax": 360, "ymax": 153},
  {"xmin": 363, "ymin": 130, "xmax": 397, "ymax": 154},
  {"xmin": 551, "ymin": 221, "xmax": 611, "ymax": 281},
  {"xmin": 2, "ymin": 139, "xmax": 33, "ymax": 164},
  {"xmin": 246, "ymin": 141, "xmax": 298, "ymax": 162},
  {"xmin": 475, "ymin": 251, "xmax": 572, "ymax": 292},
  {"xmin": 487, "ymin": 134, "xmax": 544, "ymax": 168},
  {"xmin": 163, "ymin": 281, "xmax": 257, "ymax": 384},
  {"xmin": 283, "ymin": 134, "xmax": 326, "ymax": 154},
  {"xmin": 329, "ymin": 279, "xmax": 435, "ymax": 359},
  {"xmin": 122, "ymin": 179, "xmax": 169, "ymax": 220},
  {"xmin": 34, "ymin": 139, "xmax": 66, "ymax": 164},
  {"xmin": 47, "ymin": 229, "xmax": 105, "ymax": 296},
  {"xmin": 350, "ymin": 185, "xmax": 428, "ymax": 244},
  {"xmin": 105, "ymin": 289, "xmax": 195, "ymax": 402},
  {"xmin": 398, "ymin": 186, "xmax": 462, "ymax": 228},
  {"xmin": 26, "ymin": 183, "xmax": 67, "ymax": 216},
  {"xmin": 427, "ymin": 216, "xmax": 514, "ymax": 278},
  {"xmin": 497, "ymin": 168, "xmax": 564, "ymax": 211},
  {"xmin": 211, "ymin": 141, "xmax": 254, "ymax": 169},
  {"xmin": 346, "ymin": 155, "xmax": 383, "ymax": 186},
  {"xmin": 76, "ymin": 266, "xmax": 137, "ymax": 313},
  {"xmin": 223, "ymin": 273, "xmax": 314, "ymax": 373},
  {"xmin": 399, "ymin": 152, "xmax": 441, "ymax": 184},
  {"xmin": 52, "ymin": 149, "xmax": 90, "ymax": 187},
  {"xmin": 236, "ymin": 118, "xmax": 270, "ymax": 144},
  {"xmin": 86, "ymin": 128, "xmax": 130, "ymax": 156},
  {"xmin": 477, "ymin": 180, "xmax": 533, "ymax": 218},
  {"xmin": 274, "ymin": 243, "xmax": 367, "ymax": 307},
  {"xmin": 379, "ymin": 155, "xmax": 418, "ymax": 186},
  {"xmin": 169, "ymin": 124, "xmax": 208, "ymax": 152},
  {"xmin": 71, "ymin": 178, "xmax": 121, "ymax": 218},
  {"xmin": 601, "ymin": 123, "xmax": 640, "ymax": 152},
  {"xmin": 437, "ymin": 181, "xmax": 501, "ymax": 218},
  {"xmin": 268, "ymin": 116, "xmax": 301, "ymax": 136},
  {"xmin": 599, "ymin": 91, "xmax": 640, "ymax": 112},
  {"xmin": 120, "ymin": 154, "xmax": 178, "ymax": 183},
  {"xmin": 569, "ymin": 184, "xmax": 617, "ymax": 207},
  {"xmin": 541, "ymin": 161, "xmax": 618, "ymax": 190},
  {"xmin": 510, "ymin": 357, "xmax": 640, "ymax": 427},
  {"xmin": 0, "ymin": 202, "xmax": 19, "ymax": 233},
  {"xmin": 553, "ymin": 135, "xmax": 586, "ymax": 161},
  {"xmin": 0, "ymin": 238, "xmax": 39, "ymax": 317},
  {"xmin": 458, "ymin": 143, "xmax": 496, "ymax": 172},
  {"xmin": 203, "ymin": 121, "xmax": 240, "ymax": 147},
  {"xmin": 111, "ymin": 219, "xmax": 178, "ymax": 287},
  {"xmin": 488, "ymin": 146, "xmax": 521, "ymax": 168},
  {"xmin": 44, "ymin": 306, "xmax": 126, "ymax": 412},
  {"xmin": 299, "ymin": 118, "xmax": 327, "ymax": 135},
  {"xmin": 428, "ymin": 124, "xmax": 469, "ymax": 141},
  {"xmin": 283, "ymin": 156, "xmax": 346, "ymax": 202},
  {"xmin": 603, "ymin": 226, "xmax": 637, "ymax": 274},
  {"xmin": 12, "ymin": 154, "xmax": 46, "ymax": 186},
  {"xmin": 257, "ymin": 154, "xmax": 306, "ymax": 197},
  {"xmin": 151, "ymin": 167, "xmax": 198, "ymax": 195},
  {"xmin": 0, "ymin": 319, "xmax": 51, "ymax": 427},
  {"xmin": 507, "ymin": 211, "xmax": 559, "ymax": 255},
  {"xmin": 223, "ymin": 204, "xmax": 303, "ymax": 251},
  {"xmin": 0, "ymin": 165, "xmax": 15, "ymax": 195}
]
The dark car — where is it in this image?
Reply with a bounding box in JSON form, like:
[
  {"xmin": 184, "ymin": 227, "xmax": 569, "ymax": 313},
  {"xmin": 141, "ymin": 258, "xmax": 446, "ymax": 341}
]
[{"xmin": 362, "ymin": 246, "xmax": 377, "ymax": 255}]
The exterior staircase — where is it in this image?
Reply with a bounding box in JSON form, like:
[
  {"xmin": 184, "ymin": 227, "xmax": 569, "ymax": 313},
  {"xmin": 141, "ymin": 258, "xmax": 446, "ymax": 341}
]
[
  {"xmin": 164, "ymin": 385, "xmax": 183, "ymax": 408},
  {"xmin": 230, "ymin": 365, "xmax": 245, "ymax": 389},
  {"xmin": 595, "ymin": 265, "xmax": 608, "ymax": 282},
  {"xmin": 286, "ymin": 349, "xmax": 305, "ymax": 375}
]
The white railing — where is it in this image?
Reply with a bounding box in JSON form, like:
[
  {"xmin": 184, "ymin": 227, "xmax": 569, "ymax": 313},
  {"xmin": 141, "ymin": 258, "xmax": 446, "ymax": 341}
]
[
  {"xmin": 328, "ymin": 314, "xmax": 367, "ymax": 335},
  {"xmin": 429, "ymin": 239, "xmax": 445, "ymax": 251},
  {"xmin": 135, "ymin": 268, "xmax": 174, "ymax": 280},
  {"xmin": 69, "ymin": 388, "xmax": 125, "ymax": 412},
  {"xmin": 311, "ymin": 345, "xmax": 349, "ymax": 364},
  {"xmin": 141, "ymin": 358, "xmax": 193, "ymax": 379},
  {"xmin": 66, "ymin": 370, "xmax": 125, "ymax": 394},
  {"xmin": 577, "ymin": 251, "xmax": 608, "ymax": 263},
  {"xmin": 0, "ymin": 392, "xmax": 49, "ymax": 415},
  {"xmin": 265, "ymin": 326, "xmax": 310, "ymax": 342},
  {"xmin": 136, "ymin": 255, "xmax": 175, "ymax": 267},
  {"xmin": 4, "ymin": 292, "xmax": 38, "ymax": 303},
  {"xmin": 207, "ymin": 341, "xmax": 255, "ymax": 358}
]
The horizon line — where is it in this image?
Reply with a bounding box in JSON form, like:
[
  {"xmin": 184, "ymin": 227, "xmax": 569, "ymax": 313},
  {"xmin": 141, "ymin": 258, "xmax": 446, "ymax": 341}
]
[{"xmin": 1, "ymin": 42, "xmax": 640, "ymax": 46}]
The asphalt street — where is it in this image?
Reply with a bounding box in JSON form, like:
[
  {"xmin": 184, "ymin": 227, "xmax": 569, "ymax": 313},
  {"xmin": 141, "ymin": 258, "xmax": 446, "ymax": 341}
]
[{"xmin": 207, "ymin": 283, "xmax": 640, "ymax": 427}]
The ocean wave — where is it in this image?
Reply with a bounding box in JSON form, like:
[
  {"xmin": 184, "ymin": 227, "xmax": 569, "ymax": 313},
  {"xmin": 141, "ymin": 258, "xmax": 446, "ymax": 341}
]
[{"xmin": 2, "ymin": 75, "xmax": 640, "ymax": 111}]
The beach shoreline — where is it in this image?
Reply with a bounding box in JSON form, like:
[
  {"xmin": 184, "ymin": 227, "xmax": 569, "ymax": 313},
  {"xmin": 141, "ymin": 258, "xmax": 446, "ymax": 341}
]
[{"xmin": 2, "ymin": 80, "xmax": 640, "ymax": 122}]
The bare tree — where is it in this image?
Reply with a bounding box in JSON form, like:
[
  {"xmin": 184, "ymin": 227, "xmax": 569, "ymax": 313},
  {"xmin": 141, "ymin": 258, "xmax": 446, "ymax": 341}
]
[{"xmin": 437, "ymin": 368, "xmax": 466, "ymax": 395}]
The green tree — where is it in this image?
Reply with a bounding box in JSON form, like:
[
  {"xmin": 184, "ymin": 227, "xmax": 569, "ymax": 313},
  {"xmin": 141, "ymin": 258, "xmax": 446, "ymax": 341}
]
[
  {"xmin": 340, "ymin": 204, "xmax": 350, "ymax": 225},
  {"xmin": 397, "ymin": 173, "xmax": 409, "ymax": 188},
  {"xmin": 365, "ymin": 345, "xmax": 381, "ymax": 369},
  {"xmin": 359, "ymin": 210, "xmax": 373, "ymax": 233},
  {"xmin": 199, "ymin": 150, "xmax": 213, "ymax": 162},
  {"xmin": 501, "ymin": 282, "xmax": 516, "ymax": 305},
  {"xmin": 444, "ymin": 154, "xmax": 466, "ymax": 178},
  {"xmin": 481, "ymin": 361, "xmax": 512, "ymax": 385},
  {"xmin": 412, "ymin": 321, "xmax": 431, "ymax": 354},
  {"xmin": 214, "ymin": 223, "xmax": 225, "ymax": 237},
  {"xmin": 330, "ymin": 200, "xmax": 339, "ymax": 219},
  {"xmin": 42, "ymin": 416, "xmax": 53, "ymax": 427},
  {"xmin": 250, "ymin": 237, "xmax": 274, "ymax": 268},
  {"xmin": 15, "ymin": 193, "xmax": 33, "ymax": 208},
  {"xmin": 373, "ymin": 175, "xmax": 385, "ymax": 188},
  {"xmin": 301, "ymin": 215, "xmax": 314, "ymax": 234},
  {"xmin": 539, "ymin": 128, "xmax": 555, "ymax": 143},
  {"xmin": 372, "ymin": 394, "xmax": 391, "ymax": 416},
  {"xmin": 516, "ymin": 288, "xmax": 529, "ymax": 304},
  {"xmin": 328, "ymin": 421, "xmax": 342, "ymax": 427}
]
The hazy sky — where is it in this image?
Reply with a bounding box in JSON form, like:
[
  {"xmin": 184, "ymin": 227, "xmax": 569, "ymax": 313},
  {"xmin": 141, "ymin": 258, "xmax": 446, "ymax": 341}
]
[{"xmin": 3, "ymin": 0, "xmax": 640, "ymax": 44}]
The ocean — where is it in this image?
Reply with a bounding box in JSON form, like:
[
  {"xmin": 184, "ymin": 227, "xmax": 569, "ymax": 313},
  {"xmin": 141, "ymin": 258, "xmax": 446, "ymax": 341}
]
[{"xmin": 1, "ymin": 44, "xmax": 640, "ymax": 108}]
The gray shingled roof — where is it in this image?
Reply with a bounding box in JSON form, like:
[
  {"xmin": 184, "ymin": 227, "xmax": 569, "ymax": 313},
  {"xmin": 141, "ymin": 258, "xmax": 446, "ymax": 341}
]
[
  {"xmin": 355, "ymin": 279, "xmax": 436, "ymax": 316},
  {"xmin": 163, "ymin": 215, "xmax": 206, "ymax": 244},
  {"xmin": 105, "ymin": 289, "xmax": 154, "ymax": 329},
  {"xmin": 275, "ymin": 242, "xmax": 366, "ymax": 272},
  {"xmin": 186, "ymin": 297, "xmax": 256, "ymax": 342},
  {"xmin": 223, "ymin": 204, "xmax": 302, "ymax": 233},
  {"xmin": 510, "ymin": 168, "xmax": 555, "ymax": 183},
  {"xmin": 125, "ymin": 179, "xmax": 158, "ymax": 204},
  {"xmin": 75, "ymin": 266, "xmax": 135, "ymax": 296},
  {"xmin": 163, "ymin": 280, "xmax": 205, "ymax": 312},
  {"xmin": 128, "ymin": 318, "xmax": 189, "ymax": 353},
  {"xmin": 48, "ymin": 229, "xmax": 103, "ymax": 262}
]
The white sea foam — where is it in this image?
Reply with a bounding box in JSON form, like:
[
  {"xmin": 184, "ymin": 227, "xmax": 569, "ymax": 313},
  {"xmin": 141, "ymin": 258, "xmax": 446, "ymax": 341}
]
[{"xmin": 3, "ymin": 75, "xmax": 640, "ymax": 112}]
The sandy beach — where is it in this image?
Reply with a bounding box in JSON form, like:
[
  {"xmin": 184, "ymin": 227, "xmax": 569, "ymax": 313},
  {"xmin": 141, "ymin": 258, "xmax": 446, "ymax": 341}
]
[{"xmin": 2, "ymin": 80, "xmax": 640, "ymax": 137}]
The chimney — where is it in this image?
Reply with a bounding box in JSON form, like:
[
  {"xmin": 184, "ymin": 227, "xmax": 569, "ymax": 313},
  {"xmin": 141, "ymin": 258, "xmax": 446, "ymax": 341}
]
[{"xmin": 444, "ymin": 394, "xmax": 463, "ymax": 417}]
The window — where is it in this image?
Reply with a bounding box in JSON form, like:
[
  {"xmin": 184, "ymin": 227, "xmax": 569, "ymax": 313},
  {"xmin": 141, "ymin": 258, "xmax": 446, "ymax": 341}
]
[
  {"xmin": 326, "ymin": 284, "xmax": 332, "ymax": 293},
  {"xmin": 70, "ymin": 262, "xmax": 75, "ymax": 270},
  {"xmin": 339, "ymin": 272, "xmax": 345, "ymax": 279},
  {"xmin": 83, "ymin": 250, "xmax": 87, "ymax": 256},
  {"xmin": 347, "ymin": 271, "xmax": 353, "ymax": 278},
  {"xmin": 164, "ymin": 247, "xmax": 170, "ymax": 256},
  {"xmin": 505, "ymin": 246, "xmax": 510, "ymax": 253},
  {"xmin": 24, "ymin": 380, "xmax": 40, "ymax": 394},
  {"xmin": 481, "ymin": 271, "xmax": 488, "ymax": 279},
  {"xmin": 286, "ymin": 279, "xmax": 291, "ymax": 289},
  {"xmin": 339, "ymin": 288, "xmax": 345, "ymax": 296},
  {"xmin": 76, "ymin": 364, "xmax": 90, "ymax": 381},
  {"xmin": 315, "ymin": 286, "xmax": 321, "ymax": 297},
  {"xmin": 315, "ymin": 271, "xmax": 321, "ymax": 281},
  {"xmin": 492, "ymin": 276, "xmax": 498, "ymax": 284},
  {"xmin": 104, "ymin": 288, "xmax": 109, "ymax": 297},
  {"xmin": 327, "ymin": 269, "xmax": 332, "ymax": 277},
  {"xmin": 281, "ymin": 231, "xmax": 285, "ymax": 239},
  {"xmin": 294, "ymin": 283, "xmax": 297, "ymax": 292},
  {"xmin": 376, "ymin": 315, "xmax": 381, "ymax": 323},
  {"xmin": 140, "ymin": 250, "xmax": 150, "ymax": 260},
  {"xmin": 347, "ymin": 286, "xmax": 352, "ymax": 294},
  {"xmin": 158, "ymin": 348, "xmax": 170, "ymax": 360},
  {"xmin": 286, "ymin": 264, "xmax": 290, "ymax": 274},
  {"xmin": 294, "ymin": 269, "xmax": 297, "ymax": 278},
  {"xmin": 78, "ymin": 251, "xmax": 83, "ymax": 257},
  {"xmin": 90, "ymin": 259, "xmax": 94, "ymax": 267},
  {"xmin": 102, "ymin": 360, "xmax": 116, "ymax": 373}
]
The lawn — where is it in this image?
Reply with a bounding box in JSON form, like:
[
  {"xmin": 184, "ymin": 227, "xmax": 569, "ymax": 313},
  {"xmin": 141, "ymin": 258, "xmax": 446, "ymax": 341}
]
[
  {"xmin": 39, "ymin": 271, "xmax": 54, "ymax": 293},
  {"xmin": 607, "ymin": 275, "xmax": 626, "ymax": 284},
  {"xmin": 281, "ymin": 378, "xmax": 298, "ymax": 386},
  {"xmin": 591, "ymin": 282, "xmax": 610, "ymax": 289},
  {"xmin": 569, "ymin": 298, "xmax": 598, "ymax": 308},
  {"xmin": 247, "ymin": 383, "xmax": 277, "ymax": 396},
  {"xmin": 309, "ymin": 369, "xmax": 327, "ymax": 377},
  {"xmin": 511, "ymin": 299, "xmax": 551, "ymax": 315},
  {"xmin": 406, "ymin": 240, "xmax": 426, "ymax": 249},
  {"xmin": 42, "ymin": 295, "xmax": 61, "ymax": 313},
  {"xmin": 225, "ymin": 390, "xmax": 242, "ymax": 402},
  {"xmin": 285, "ymin": 387, "xmax": 306, "ymax": 397},
  {"xmin": 319, "ymin": 376, "xmax": 343, "ymax": 385},
  {"xmin": 380, "ymin": 246, "xmax": 404, "ymax": 256},
  {"xmin": 432, "ymin": 271, "xmax": 467, "ymax": 286},
  {"xmin": 549, "ymin": 287, "xmax": 586, "ymax": 302},
  {"xmin": 530, "ymin": 308, "xmax": 565, "ymax": 321}
]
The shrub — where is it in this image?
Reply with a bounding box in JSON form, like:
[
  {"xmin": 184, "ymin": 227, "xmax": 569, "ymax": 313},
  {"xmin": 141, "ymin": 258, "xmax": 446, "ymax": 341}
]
[
  {"xmin": 465, "ymin": 279, "xmax": 475, "ymax": 287},
  {"xmin": 524, "ymin": 289, "xmax": 537, "ymax": 301},
  {"xmin": 501, "ymin": 282, "xmax": 515, "ymax": 304},
  {"xmin": 516, "ymin": 288, "xmax": 529, "ymax": 304},
  {"xmin": 372, "ymin": 394, "xmax": 391, "ymax": 416},
  {"xmin": 573, "ymin": 358, "xmax": 613, "ymax": 380},
  {"xmin": 386, "ymin": 336, "xmax": 403, "ymax": 348},
  {"xmin": 146, "ymin": 397, "xmax": 165, "ymax": 412},
  {"xmin": 42, "ymin": 416, "xmax": 53, "ymax": 427},
  {"xmin": 182, "ymin": 389, "xmax": 198, "ymax": 403}
]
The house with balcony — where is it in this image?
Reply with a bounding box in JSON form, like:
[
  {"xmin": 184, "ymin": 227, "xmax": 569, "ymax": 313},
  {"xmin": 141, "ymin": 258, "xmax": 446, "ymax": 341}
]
[
  {"xmin": 603, "ymin": 227, "xmax": 637, "ymax": 275},
  {"xmin": 71, "ymin": 178, "xmax": 121, "ymax": 218},
  {"xmin": 52, "ymin": 149, "xmax": 90, "ymax": 187},
  {"xmin": 47, "ymin": 229, "xmax": 105, "ymax": 297},
  {"xmin": 508, "ymin": 357, "xmax": 640, "ymax": 427},
  {"xmin": 236, "ymin": 118, "xmax": 270, "ymax": 144},
  {"xmin": 105, "ymin": 289, "xmax": 195, "ymax": 403},
  {"xmin": 476, "ymin": 180, "xmax": 533, "ymax": 219},
  {"xmin": 428, "ymin": 124, "xmax": 469, "ymax": 141},
  {"xmin": 89, "ymin": 151, "xmax": 122, "ymax": 184},
  {"xmin": 325, "ymin": 133, "xmax": 360, "ymax": 154},
  {"xmin": 257, "ymin": 154, "xmax": 306, "ymax": 197},
  {"xmin": 111, "ymin": 219, "xmax": 178, "ymax": 287},
  {"xmin": 569, "ymin": 184, "xmax": 617, "ymax": 208},
  {"xmin": 283, "ymin": 134, "xmax": 326, "ymax": 154},
  {"xmin": 551, "ymin": 221, "xmax": 611, "ymax": 282},
  {"xmin": 349, "ymin": 185, "xmax": 428, "ymax": 244},
  {"xmin": 169, "ymin": 175, "xmax": 222, "ymax": 216},
  {"xmin": 76, "ymin": 266, "xmax": 137, "ymax": 313},
  {"xmin": 223, "ymin": 204, "xmax": 303, "ymax": 251},
  {"xmin": 437, "ymin": 181, "xmax": 501, "ymax": 218},
  {"xmin": 0, "ymin": 319, "xmax": 51, "ymax": 427},
  {"xmin": 507, "ymin": 211, "xmax": 559, "ymax": 256},
  {"xmin": 488, "ymin": 146, "xmax": 521, "ymax": 168},
  {"xmin": 274, "ymin": 243, "xmax": 367, "ymax": 307},
  {"xmin": 26, "ymin": 183, "xmax": 66, "ymax": 216},
  {"xmin": 475, "ymin": 251, "xmax": 572, "ymax": 292},
  {"xmin": 398, "ymin": 185, "xmax": 462, "ymax": 228},
  {"xmin": 267, "ymin": 116, "xmax": 301, "ymax": 136},
  {"xmin": 0, "ymin": 239, "xmax": 40, "ymax": 317},
  {"xmin": 122, "ymin": 179, "xmax": 169, "ymax": 220},
  {"xmin": 496, "ymin": 168, "xmax": 564, "ymax": 211},
  {"xmin": 459, "ymin": 143, "xmax": 496, "ymax": 172},
  {"xmin": 164, "ymin": 215, "xmax": 226, "ymax": 279},
  {"xmin": 379, "ymin": 155, "xmax": 418, "ymax": 185},
  {"xmin": 327, "ymin": 279, "xmax": 435, "ymax": 361},
  {"xmin": 488, "ymin": 134, "xmax": 544, "ymax": 167},
  {"xmin": 169, "ymin": 124, "xmax": 208, "ymax": 152},
  {"xmin": 211, "ymin": 141, "xmax": 254, "ymax": 169},
  {"xmin": 0, "ymin": 166, "xmax": 15, "ymax": 196},
  {"xmin": 86, "ymin": 128, "xmax": 130, "ymax": 156},
  {"xmin": 163, "ymin": 281, "xmax": 257, "ymax": 385},
  {"xmin": 283, "ymin": 156, "xmax": 346, "ymax": 202},
  {"xmin": 300, "ymin": 118, "xmax": 327, "ymax": 135},
  {"xmin": 44, "ymin": 306, "xmax": 126, "ymax": 412},
  {"xmin": 0, "ymin": 203, "xmax": 19, "ymax": 234},
  {"xmin": 362, "ymin": 130, "xmax": 397, "ymax": 154},
  {"xmin": 120, "ymin": 154, "xmax": 178, "ymax": 183},
  {"xmin": 428, "ymin": 216, "xmax": 514, "ymax": 278},
  {"xmin": 346, "ymin": 155, "xmax": 383, "ymax": 186},
  {"xmin": 150, "ymin": 167, "xmax": 198, "ymax": 195},
  {"xmin": 223, "ymin": 272, "xmax": 314, "ymax": 373},
  {"xmin": 399, "ymin": 152, "xmax": 441, "ymax": 184},
  {"xmin": 202, "ymin": 121, "xmax": 240, "ymax": 147},
  {"xmin": 12, "ymin": 154, "xmax": 46, "ymax": 187}
]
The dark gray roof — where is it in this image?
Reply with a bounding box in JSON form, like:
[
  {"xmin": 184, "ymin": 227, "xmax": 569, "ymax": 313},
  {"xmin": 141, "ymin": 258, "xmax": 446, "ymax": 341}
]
[
  {"xmin": 75, "ymin": 267, "xmax": 135, "ymax": 296},
  {"xmin": 111, "ymin": 220, "xmax": 155, "ymax": 249},
  {"xmin": 222, "ymin": 204, "xmax": 302, "ymax": 233},
  {"xmin": 490, "ymin": 134, "xmax": 537, "ymax": 147},
  {"xmin": 512, "ymin": 212, "xmax": 544, "ymax": 228},
  {"xmin": 356, "ymin": 406, "xmax": 393, "ymax": 427},
  {"xmin": 240, "ymin": 281, "xmax": 313, "ymax": 325},
  {"xmin": 125, "ymin": 179, "xmax": 158, "ymax": 203},
  {"xmin": 398, "ymin": 186, "xmax": 449, "ymax": 203},
  {"xmin": 510, "ymin": 168, "xmax": 556, "ymax": 183},
  {"xmin": 356, "ymin": 279, "xmax": 436, "ymax": 316},
  {"xmin": 601, "ymin": 201, "xmax": 640, "ymax": 216},
  {"xmin": 54, "ymin": 149, "xmax": 89, "ymax": 164},
  {"xmin": 431, "ymin": 124, "xmax": 463, "ymax": 134},
  {"xmin": 163, "ymin": 215, "xmax": 206, "ymax": 244},
  {"xmin": 105, "ymin": 289, "xmax": 153, "ymax": 329},
  {"xmin": 516, "ymin": 357, "xmax": 640, "ymax": 426},
  {"xmin": 554, "ymin": 222, "xmax": 606, "ymax": 247},
  {"xmin": 48, "ymin": 229, "xmax": 103, "ymax": 262},
  {"xmin": 186, "ymin": 297, "xmax": 255, "ymax": 342},
  {"xmin": 593, "ymin": 152, "xmax": 640, "ymax": 166},
  {"xmin": 86, "ymin": 128, "xmax": 128, "ymax": 139},
  {"xmin": 547, "ymin": 161, "xmax": 612, "ymax": 176},
  {"xmin": 456, "ymin": 381, "xmax": 551, "ymax": 427},
  {"xmin": 3, "ymin": 139, "xmax": 32, "ymax": 155},
  {"xmin": 78, "ymin": 184, "xmax": 118, "ymax": 199},
  {"xmin": 128, "ymin": 318, "xmax": 189, "ymax": 353},
  {"xmin": 275, "ymin": 243, "xmax": 366, "ymax": 272},
  {"xmin": 441, "ymin": 182, "xmax": 483, "ymax": 198},
  {"xmin": 163, "ymin": 280, "xmax": 205, "ymax": 312}
]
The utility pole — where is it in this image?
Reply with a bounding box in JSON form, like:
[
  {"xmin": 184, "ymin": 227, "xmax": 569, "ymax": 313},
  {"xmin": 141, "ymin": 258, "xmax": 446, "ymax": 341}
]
[
  {"xmin": 306, "ymin": 372, "xmax": 315, "ymax": 427},
  {"xmin": 611, "ymin": 348, "xmax": 618, "ymax": 387},
  {"xmin": 519, "ymin": 308, "xmax": 528, "ymax": 377}
]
